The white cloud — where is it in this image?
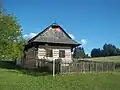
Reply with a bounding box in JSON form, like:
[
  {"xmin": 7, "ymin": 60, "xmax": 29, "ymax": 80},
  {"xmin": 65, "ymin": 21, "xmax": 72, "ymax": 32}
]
[
  {"xmin": 68, "ymin": 33, "xmax": 75, "ymax": 39},
  {"xmin": 80, "ymin": 39, "xmax": 87, "ymax": 45},
  {"xmin": 23, "ymin": 33, "xmax": 38, "ymax": 39}
]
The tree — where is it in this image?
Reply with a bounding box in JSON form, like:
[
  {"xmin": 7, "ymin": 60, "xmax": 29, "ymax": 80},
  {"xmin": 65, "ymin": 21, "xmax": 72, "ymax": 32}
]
[
  {"xmin": 103, "ymin": 44, "xmax": 109, "ymax": 56},
  {"xmin": 91, "ymin": 48, "xmax": 102, "ymax": 57},
  {"xmin": 73, "ymin": 47, "xmax": 86, "ymax": 59},
  {"xmin": 73, "ymin": 47, "xmax": 80, "ymax": 59},
  {"xmin": 80, "ymin": 47, "xmax": 85, "ymax": 58},
  {"xmin": 101, "ymin": 49, "xmax": 105, "ymax": 57},
  {"xmin": 0, "ymin": 9, "xmax": 25, "ymax": 60},
  {"xmin": 84, "ymin": 54, "xmax": 90, "ymax": 58},
  {"xmin": 116, "ymin": 48, "xmax": 120, "ymax": 55},
  {"xmin": 103, "ymin": 44, "xmax": 118, "ymax": 56},
  {"xmin": 110, "ymin": 44, "xmax": 117, "ymax": 56},
  {"xmin": 91, "ymin": 43, "xmax": 120, "ymax": 57}
]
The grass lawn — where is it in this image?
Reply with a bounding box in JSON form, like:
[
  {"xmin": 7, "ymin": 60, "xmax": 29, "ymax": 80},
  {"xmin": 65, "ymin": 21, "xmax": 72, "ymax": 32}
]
[
  {"xmin": 0, "ymin": 68, "xmax": 120, "ymax": 90},
  {"xmin": 85, "ymin": 56, "xmax": 120, "ymax": 63}
]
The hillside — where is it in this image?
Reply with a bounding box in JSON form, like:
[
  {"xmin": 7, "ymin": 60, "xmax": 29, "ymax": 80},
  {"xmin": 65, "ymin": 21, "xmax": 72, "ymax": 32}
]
[{"xmin": 85, "ymin": 56, "xmax": 120, "ymax": 63}]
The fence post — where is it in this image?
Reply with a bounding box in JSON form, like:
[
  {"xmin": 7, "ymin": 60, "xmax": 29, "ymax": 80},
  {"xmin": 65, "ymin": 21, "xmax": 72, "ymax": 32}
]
[
  {"xmin": 102, "ymin": 63, "xmax": 104, "ymax": 72},
  {"xmin": 83, "ymin": 62, "xmax": 85, "ymax": 73},
  {"xmin": 89, "ymin": 62, "xmax": 91, "ymax": 72},
  {"xmin": 53, "ymin": 59, "xmax": 55, "ymax": 77},
  {"xmin": 69, "ymin": 63, "xmax": 70, "ymax": 74},
  {"xmin": 106, "ymin": 64, "xmax": 108, "ymax": 72},
  {"xmin": 92, "ymin": 62, "xmax": 94, "ymax": 72},
  {"xmin": 65, "ymin": 63, "xmax": 66, "ymax": 74},
  {"xmin": 96, "ymin": 62, "xmax": 97, "ymax": 72},
  {"xmin": 60, "ymin": 63, "xmax": 62, "ymax": 74},
  {"xmin": 104, "ymin": 63, "xmax": 106, "ymax": 72},
  {"xmin": 79, "ymin": 63, "xmax": 81, "ymax": 72},
  {"xmin": 80, "ymin": 62, "xmax": 82, "ymax": 72},
  {"xmin": 76, "ymin": 63, "xmax": 77, "ymax": 73},
  {"xmin": 113, "ymin": 62, "xmax": 116, "ymax": 71}
]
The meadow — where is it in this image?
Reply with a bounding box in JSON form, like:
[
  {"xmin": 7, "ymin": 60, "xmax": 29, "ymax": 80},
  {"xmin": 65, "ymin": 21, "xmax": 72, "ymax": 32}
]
[
  {"xmin": 0, "ymin": 56, "xmax": 120, "ymax": 90},
  {"xmin": 86, "ymin": 56, "xmax": 120, "ymax": 63},
  {"xmin": 0, "ymin": 68, "xmax": 120, "ymax": 90}
]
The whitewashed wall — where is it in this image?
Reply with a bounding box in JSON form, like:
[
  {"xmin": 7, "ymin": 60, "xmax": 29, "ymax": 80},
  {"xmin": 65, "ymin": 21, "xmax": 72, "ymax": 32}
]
[
  {"xmin": 38, "ymin": 46, "xmax": 72, "ymax": 63},
  {"xmin": 38, "ymin": 48, "xmax": 46, "ymax": 59}
]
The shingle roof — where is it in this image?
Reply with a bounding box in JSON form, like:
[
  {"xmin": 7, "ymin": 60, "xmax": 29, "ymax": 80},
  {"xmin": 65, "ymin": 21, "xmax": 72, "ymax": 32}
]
[{"xmin": 28, "ymin": 23, "xmax": 80, "ymax": 46}]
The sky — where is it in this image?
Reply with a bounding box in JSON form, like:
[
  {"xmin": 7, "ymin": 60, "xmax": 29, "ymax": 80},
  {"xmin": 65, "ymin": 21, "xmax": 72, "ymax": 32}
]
[{"xmin": 2, "ymin": 0, "xmax": 120, "ymax": 54}]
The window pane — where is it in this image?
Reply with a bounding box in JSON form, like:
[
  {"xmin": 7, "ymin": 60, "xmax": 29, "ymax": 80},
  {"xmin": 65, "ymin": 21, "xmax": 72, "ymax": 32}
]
[
  {"xmin": 46, "ymin": 49, "xmax": 53, "ymax": 57},
  {"xmin": 59, "ymin": 50, "xmax": 65, "ymax": 58}
]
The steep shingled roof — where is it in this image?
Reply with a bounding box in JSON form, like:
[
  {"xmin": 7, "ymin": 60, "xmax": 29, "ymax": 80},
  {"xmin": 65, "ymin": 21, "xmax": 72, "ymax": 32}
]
[{"xmin": 28, "ymin": 23, "xmax": 80, "ymax": 46}]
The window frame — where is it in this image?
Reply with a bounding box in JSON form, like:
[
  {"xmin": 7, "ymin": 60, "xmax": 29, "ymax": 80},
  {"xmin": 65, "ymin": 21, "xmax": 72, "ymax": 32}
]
[{"xmin": 59, "ymin": 50, "xmax": 65, "ymax": 58}]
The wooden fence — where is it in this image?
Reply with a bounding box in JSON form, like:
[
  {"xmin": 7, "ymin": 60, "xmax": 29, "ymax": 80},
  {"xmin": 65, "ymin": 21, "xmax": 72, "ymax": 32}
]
[
  {"xmin": 55, "ymin": 60, "xmax": 116, "ymax": 74},
  {"xmin": 33, "ymin": 59, "xmax": 116, "ymax": 74}
]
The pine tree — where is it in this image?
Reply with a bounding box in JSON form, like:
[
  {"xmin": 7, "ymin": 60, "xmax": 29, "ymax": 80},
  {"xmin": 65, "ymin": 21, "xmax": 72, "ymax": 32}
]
[{"xmin": 73, "ymin": 47, "xmax": 86, "ymax": 59}]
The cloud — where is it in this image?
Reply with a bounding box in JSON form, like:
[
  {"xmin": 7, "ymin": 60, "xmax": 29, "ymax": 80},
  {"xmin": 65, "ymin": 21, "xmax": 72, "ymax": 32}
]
[
  {"xmin": 68, "ymin": 34, "xmax": 87, "ymax": 46},
  {"xmin": 68, "ymin": 33, "xmax": 75, "ymax": 39},
  {"xmin": 80, "ymin": 39, "xmax": 87, "ymax": 45},
  {"xmin": 23, "ymin": 33, "xmax": 38, "ymax": 39}
]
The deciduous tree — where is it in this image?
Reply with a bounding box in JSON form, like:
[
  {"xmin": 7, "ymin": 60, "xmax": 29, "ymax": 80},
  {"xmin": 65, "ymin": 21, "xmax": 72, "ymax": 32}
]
[{"xmin": 0, "ymin": 9, "xmax": 25, "ymax": 60}]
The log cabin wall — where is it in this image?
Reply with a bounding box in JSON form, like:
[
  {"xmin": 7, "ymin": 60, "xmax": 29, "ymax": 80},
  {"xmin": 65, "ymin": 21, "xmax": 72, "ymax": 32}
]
[
  {"xmin": 37, "ymin": 45, "xmax": 72, "ymax": 64},
  {"xmin": 23, "ymin": 47, "xmax": 37, "ymax": 68}
]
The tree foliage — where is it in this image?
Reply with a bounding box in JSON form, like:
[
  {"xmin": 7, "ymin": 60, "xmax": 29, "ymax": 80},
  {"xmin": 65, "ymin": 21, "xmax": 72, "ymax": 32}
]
[
  {"xmin": 91, "ymin": 48, "xmax": 102, "ymax": 57},
  {"xmin": 0, "ymin": 9, "xmax": 25, "ymax": 60},
  {"xmin": 91, "ymin": 43, "xmax": 120, "ymax": 57},
  {"xmin": 73, "ymin": 47, "xmax": 87, "ymax": 59}
]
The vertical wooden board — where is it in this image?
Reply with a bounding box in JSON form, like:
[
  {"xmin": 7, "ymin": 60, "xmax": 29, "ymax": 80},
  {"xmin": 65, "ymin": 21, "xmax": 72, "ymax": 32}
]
[
  {"xmin": 96, "ymin": 62, "xmax": 98, "ymax": 72},
  {"xmin": 80, "ymin": 62, "xmax": 83, "ymax": 72}
]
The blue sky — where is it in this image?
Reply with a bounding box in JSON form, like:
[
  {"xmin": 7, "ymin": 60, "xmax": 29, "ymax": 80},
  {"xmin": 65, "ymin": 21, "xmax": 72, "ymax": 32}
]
[{"xmin": 3, "ymin": 0, "xmax": 120, "ymax": 54}]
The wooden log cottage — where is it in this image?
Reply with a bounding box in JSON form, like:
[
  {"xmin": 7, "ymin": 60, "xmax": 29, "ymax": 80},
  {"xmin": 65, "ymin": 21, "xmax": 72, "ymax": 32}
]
[{"xmin": 18, "ymin": 23, "xmax": 80, "ymax": 68}]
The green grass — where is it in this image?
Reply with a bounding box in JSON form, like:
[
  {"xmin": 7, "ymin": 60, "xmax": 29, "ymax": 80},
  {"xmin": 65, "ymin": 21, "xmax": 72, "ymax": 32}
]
[
  {"xmin": 0, "ymin": 68, "xmax": 120, "ymax": 90},
  {"xmin": 85, "ymin": 56, "xmax": 120, "ymax": 63}
]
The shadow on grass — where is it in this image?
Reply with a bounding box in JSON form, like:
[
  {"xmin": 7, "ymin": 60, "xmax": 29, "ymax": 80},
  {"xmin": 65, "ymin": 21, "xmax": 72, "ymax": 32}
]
[{"xmin": 0, "ymin": 61, "xmax": 52, "ymax": 76}]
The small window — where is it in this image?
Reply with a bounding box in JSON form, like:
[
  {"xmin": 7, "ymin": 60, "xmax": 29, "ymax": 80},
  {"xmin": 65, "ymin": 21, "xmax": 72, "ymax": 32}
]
[
  {"xmin": 46, "ymin": 49, "xmax": 53, "ymax": 57},
  {"xmin": 59, "ymin": 50, "xmax": 65, "ymax": 58}
]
